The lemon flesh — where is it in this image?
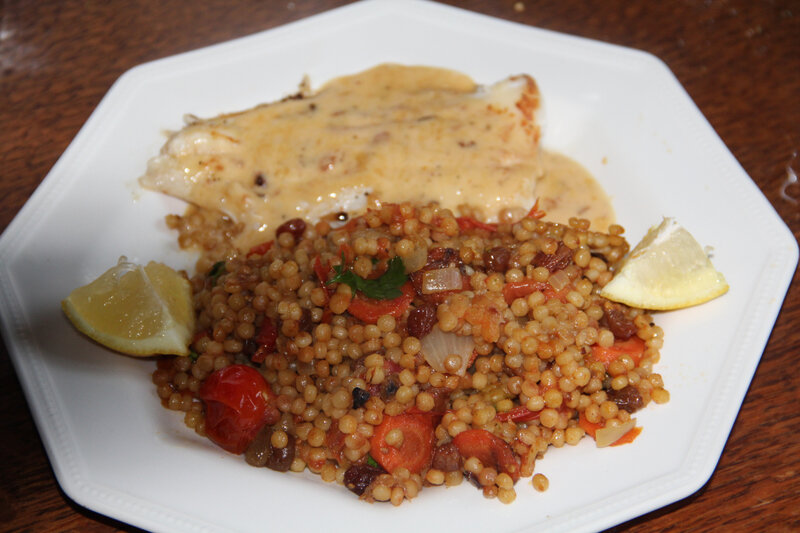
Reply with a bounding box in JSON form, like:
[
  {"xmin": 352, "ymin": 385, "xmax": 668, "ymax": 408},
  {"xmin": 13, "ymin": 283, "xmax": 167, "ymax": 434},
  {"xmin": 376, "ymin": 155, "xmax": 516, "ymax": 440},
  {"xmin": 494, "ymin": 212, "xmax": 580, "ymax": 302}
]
[
  {"xmin": 62, "ymin": 257, "xmax": 195, "ymax": 356},
  {"xmin": 599, "ymin": 218, "xmax": 729, "ymax": 310}
]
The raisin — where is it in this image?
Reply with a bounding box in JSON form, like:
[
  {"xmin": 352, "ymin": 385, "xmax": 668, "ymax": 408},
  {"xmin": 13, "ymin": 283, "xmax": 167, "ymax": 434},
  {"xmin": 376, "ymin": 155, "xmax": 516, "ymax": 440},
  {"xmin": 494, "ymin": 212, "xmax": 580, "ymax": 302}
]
[
  {"xmin": 265, "ymin": 433, "xmax": 296, "ymax": 472},
  {"xmin": 275, "ymin": 218, "xmax": 306, "ymax": 241},
  {"xmin": 352, "ymin": 387, "xmax": 370, "ymax": 409},
  {"xmin": 532, "ymin": 243, "xmax": 572, "ymax": 272},
  {"xmin": 603, "ymin": 302, "xmax": 637, "ymax": 340},
  {"xmin": 244, "ymin": 426, "xmax": 272, "ymax": 467},
  {"xmin": 607, "ymin": 385, "xmax": 644, "ymax": 413},
  {"xmin": 298, "ymin": 307, "xmax": 313, "ymax": 333},
  {"xmin": 242, "ymin": 338, "xmax": 258, "ymax": 358},
  {"xmin": 380, "ymin": 374, "xmax": 400, "ymax": 400},
  {"xmin": 407, "ymin": 303, "xmax": 437, "ymax": 338},
  {"xmin": 344, "ymin": 464, "xmax": 385, "ymax": 496},
  {"xmin": 431, "ymin": 442, "xmax": 462, "ymax": 472},
  {"xmin": 244, "ymin": 426, "xmax": 295, "ymax": 472},
  {"xmin": 483, "ymin": 247, "xmax": 511, "ymax": 272},
  {"xmin": 425, "ymin": 386, "xmax": 451, "ymax": 414},
  {"xmin": 464, "ymin": 471, "xmax": 482, "ymax": 489}
]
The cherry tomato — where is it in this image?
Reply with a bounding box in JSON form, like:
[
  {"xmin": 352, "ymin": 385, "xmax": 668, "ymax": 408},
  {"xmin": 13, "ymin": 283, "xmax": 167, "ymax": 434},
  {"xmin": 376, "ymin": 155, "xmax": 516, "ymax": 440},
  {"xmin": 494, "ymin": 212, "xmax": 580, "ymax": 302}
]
[{"xmin": 198, "ymin": 364, "xmax": 278, "ymax": 454}]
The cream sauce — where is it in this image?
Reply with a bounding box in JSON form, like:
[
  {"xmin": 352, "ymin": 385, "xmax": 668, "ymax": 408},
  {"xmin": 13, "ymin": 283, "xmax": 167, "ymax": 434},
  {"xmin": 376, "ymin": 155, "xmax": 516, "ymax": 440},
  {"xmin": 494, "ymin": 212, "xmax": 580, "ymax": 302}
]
[
  {"xmin": 141, "ymin": 64, "xmax": 614, "ymax": 248},
  {"xmin": 538, "ymin": 151, "xmax": 614, "ymax": 231}
]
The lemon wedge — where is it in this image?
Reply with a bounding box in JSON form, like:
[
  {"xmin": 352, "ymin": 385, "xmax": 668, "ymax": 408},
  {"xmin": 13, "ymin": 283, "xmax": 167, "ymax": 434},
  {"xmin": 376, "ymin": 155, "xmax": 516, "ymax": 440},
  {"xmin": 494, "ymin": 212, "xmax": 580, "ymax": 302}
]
[
  {"xmin": 62, "ymin": 257, "xmax": 195, "ymax": 356},
  {"xmin": 599, "ymin": 218, "xmax": 728, "ymax": 310}
]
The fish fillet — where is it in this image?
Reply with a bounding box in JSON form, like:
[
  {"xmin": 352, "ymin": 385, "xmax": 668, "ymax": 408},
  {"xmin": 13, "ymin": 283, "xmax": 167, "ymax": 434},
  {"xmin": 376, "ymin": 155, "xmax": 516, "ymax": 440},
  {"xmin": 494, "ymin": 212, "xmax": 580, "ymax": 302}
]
[{"xmin": 139, "ymin": 64, "xmax": 543, "ymax": 248}]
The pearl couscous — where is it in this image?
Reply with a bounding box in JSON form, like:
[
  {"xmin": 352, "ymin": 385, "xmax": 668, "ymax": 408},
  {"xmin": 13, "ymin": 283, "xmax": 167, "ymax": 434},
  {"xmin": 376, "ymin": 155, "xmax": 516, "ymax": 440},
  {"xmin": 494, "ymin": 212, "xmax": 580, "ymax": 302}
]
[{"xmin": 152, "ymin": 200, "xmax": 667, "ymax": 505}]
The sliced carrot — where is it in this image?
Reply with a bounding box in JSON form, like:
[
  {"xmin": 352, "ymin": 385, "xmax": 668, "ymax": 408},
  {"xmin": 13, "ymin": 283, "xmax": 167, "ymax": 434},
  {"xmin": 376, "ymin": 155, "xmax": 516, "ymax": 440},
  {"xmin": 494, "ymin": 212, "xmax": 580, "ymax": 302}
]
[
  {"xmin": 610, "ymin": 426, "xmax": 642, "ymax": 446},
  {"xmin": 452, "ymin": 429, "xmax": 520, "ymax": 482},
  {"xmin": 369, "ymin": 413, "xmax": 434, "ymax": 474},
  {"xmin": 347, "ymin": 282, "xmax": 415, "ymax": 324},
  {"xmin": 579, "ymin": 412, "xmax": 643, "ymax": 446},
  {"xmin": 578, "ymin": 412, "xmax": 603, "ymax": 439},
  {"xmin": 589, "ymin": 337, "xmax": 646, "ymax": 368}
]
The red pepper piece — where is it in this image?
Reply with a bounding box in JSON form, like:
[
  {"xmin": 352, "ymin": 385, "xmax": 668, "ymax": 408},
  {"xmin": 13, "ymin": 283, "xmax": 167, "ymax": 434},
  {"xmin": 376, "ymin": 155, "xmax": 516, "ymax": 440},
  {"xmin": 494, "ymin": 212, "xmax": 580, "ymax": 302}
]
[
  {"xmin": 502, "ymin": 279, "xmax": 569, "ymax": 305},
  {"xmin": 496, "ymin": 406, "xmax": 542, "ymax": 423},
  {"xmin": 255, "ymin": 317, "xmax": 278, "ymax": 352},
  {"xmin": 247, "ymin": 240, "xmax": 273, "ymax": 258},
  {"xmin": 456, "ymin": 216, "xmax": 498, "ymax": 233},
  {"xmin": 525, "ymin": 198, "xmax": 546, "ymax": 219}
]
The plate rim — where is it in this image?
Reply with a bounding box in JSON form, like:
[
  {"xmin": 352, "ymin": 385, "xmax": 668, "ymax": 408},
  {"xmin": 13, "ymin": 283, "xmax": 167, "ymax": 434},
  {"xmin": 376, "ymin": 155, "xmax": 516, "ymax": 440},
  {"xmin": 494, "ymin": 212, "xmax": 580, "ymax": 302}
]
[{"xmin": 0, "ymin": 1, "xmax": 797, "ymax": 532}]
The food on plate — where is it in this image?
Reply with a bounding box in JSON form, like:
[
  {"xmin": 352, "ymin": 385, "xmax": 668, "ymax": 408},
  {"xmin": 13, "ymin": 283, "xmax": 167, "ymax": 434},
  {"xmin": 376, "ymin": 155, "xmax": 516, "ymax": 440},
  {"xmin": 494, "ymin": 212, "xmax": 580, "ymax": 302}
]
[
  {"xmin": 152, "ymin": 201, "xmax": 669, "ymax": 504},
  {"xmin": 62, "ymin": 257, "xmax": 194, "ymax": 356},
  {"xmin": 139, "ymin": 64, "xmax": 614, "ymax": 254},
  {"xmin": 61, "ymin": 64, "xmax": 698, "ymax": 505},
  {"xmin": 600, "ymin": 217, "xmax": 729, "ymax": 310}
]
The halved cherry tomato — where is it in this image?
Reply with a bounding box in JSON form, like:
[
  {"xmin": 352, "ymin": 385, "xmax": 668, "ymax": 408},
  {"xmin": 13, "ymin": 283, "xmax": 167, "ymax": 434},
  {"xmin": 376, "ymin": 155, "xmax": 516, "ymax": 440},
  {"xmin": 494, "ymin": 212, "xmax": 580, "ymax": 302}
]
[
  {"xmin": 589, "ymin": 337, "xmax": 646, "ymax": 368},
  {"xmin": 347, "ymin": 282, "xmax": 415, "ymax": 324},
  {"xmin": 452, "ymin": 428, "xmax": 520, "ymax": 481},
  {"xmin": 198, "ymin": 364, "xmax": 279, "ymax": 454},
  {"xmin": 369, "ymin": 413, "xmax": 434, "ymax": 474}
]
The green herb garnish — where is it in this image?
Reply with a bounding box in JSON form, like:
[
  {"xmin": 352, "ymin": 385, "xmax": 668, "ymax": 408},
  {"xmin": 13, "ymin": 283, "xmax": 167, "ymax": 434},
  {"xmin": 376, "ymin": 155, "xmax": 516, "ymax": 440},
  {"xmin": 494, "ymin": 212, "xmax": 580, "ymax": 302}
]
[
  {"xmin": 327, "ymin": 255, "xmax": 406, "ymax": 300},
  {"xmin": 189, "ymin": 351, "xmax": 199, "ymax": 362},
  {"xmin": 366, "ymin": 455, "xmax": 380, "ymax": 468},
  {"xmin": 208, "ymin": 261, "xmax": 226, "ymax": 283}
]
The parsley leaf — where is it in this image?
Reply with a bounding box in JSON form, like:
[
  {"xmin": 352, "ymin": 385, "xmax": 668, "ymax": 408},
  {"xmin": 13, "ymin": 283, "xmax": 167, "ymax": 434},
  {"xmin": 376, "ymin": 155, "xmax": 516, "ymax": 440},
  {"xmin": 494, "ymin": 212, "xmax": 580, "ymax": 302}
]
[
  {"xmin": 208, "ymin": 261, "xmax": 226, "ymax": 283},
  {"xmin": 327, "ymin": 255, "xmax": 407, "ymax": 300},
  {"xmin": 366, "ymin": 455, "xmax": 380, "ymax": 468}
]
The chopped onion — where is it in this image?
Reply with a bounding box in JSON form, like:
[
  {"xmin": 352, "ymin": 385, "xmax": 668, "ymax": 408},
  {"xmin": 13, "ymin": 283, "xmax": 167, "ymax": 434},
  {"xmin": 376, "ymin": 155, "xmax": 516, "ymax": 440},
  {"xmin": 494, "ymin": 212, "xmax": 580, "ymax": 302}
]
[
  {"xmin": 548, "ymin": 269, "xmax": 571, "ymax": 292},
  {"xmin": 420, "ymin": 327, "xmax": 475, "ymax": 376},
  {"xmin": 402, "ymin": 236, "xmax": 429, "ymax": 273},
  {"xmin": 421, "ymin": 267, "xmax": 462, "ymax": 294},
  {"xmin": 595, "ymin": 419, "xmax": 636, "ymax": 448}
]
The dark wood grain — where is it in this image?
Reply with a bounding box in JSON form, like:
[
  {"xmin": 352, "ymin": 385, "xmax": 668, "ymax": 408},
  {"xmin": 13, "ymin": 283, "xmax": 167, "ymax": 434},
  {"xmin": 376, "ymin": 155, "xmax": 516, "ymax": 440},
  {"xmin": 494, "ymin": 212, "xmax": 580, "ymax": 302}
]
[{"xmin": 1, "ymin": 1, "xmax": 798, "ymax": 531}]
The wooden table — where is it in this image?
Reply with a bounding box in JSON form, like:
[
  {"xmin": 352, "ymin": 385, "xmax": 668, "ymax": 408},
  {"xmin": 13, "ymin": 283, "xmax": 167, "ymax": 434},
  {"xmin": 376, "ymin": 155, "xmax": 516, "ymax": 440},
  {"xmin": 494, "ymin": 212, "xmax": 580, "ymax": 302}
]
[{"xmin": 1, "ymin": 1, "xmax": 798, "ymax": 531}]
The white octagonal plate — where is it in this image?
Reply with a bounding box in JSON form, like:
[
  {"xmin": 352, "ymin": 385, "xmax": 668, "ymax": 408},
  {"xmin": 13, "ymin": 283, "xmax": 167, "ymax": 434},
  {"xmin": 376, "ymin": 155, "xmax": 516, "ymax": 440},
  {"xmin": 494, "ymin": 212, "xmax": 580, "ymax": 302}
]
[{"xmin": 0, "ymin": 1, "xmax": 796, "ymax": 532}]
